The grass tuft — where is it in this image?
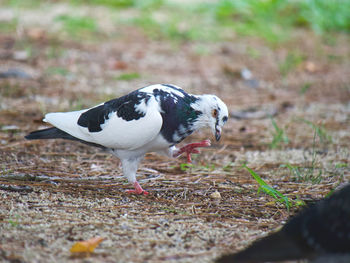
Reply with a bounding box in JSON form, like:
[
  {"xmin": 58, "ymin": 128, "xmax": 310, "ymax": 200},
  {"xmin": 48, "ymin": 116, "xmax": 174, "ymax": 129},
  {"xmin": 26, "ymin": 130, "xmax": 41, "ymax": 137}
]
[
  {"xmin": 298, "ymin": 118, "xmax": 332, "ymax": 144},
  {"xmin": 280, "ymin": 119, "xmax": 332, "ymax": 184},
  {"xmin": 281, "ymin": 163, "xmax": 322, "ymax": 184},
  {"xmin": 269, "ymin": 118, "xmax": 289, "ymax": 149}
]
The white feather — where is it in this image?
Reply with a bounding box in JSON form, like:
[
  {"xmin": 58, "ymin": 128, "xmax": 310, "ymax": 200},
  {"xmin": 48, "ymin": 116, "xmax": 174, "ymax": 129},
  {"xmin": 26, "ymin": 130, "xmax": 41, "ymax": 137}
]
[
  {"xmin": 45, "ymin": 110, "xmax": 88, "ymax": 138},
  {"xmin": 45, "ymin": 97, "xmax": 163, "ymax": 150}
]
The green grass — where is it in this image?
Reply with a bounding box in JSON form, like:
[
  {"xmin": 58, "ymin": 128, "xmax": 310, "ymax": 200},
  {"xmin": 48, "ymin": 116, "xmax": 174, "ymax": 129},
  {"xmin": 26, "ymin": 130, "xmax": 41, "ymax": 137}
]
[
  {"xmin": 69, "ymin": 0, "xmax": 165, "ymax": 9},
  {"xmin": 132, "ymin": 7, "xmax": 219, "ymax": 42},
  {"xmin": 54, "ymin": 15, "xmax": 98, "ymax": 38},
  {"xmin": 179, "ymin": 163, "xmax": 216, "ymax": 172},
  {"xmin": 246, "ymin": 46, "xmax": 261, "ymax": 59},
  {"xmin": 2, "ymin": 0, "xmax": 349, "ymax": 43},
  {"xmin": 1, "ymin": 166, "xmax": 13, "ymax": 175},
  {"xmin": 269, "ymin": 118, "xmax": 289, "ymax": 149},
  {"xmin": 300, "ymin": 82, "xmax": 312, "ymax": 95},
  {"xmin": 222, "ymin": 162, "xmax": 234, "ymax": 172},
  {"xmin": 299, "ymin": 0, "xmax": 350, "ymax": 33},
  {"xmin": 2, "ymin": 0, "xmax": 41, "ymax": 8},
  {"xmin": 116, "ymin": 72, "xmax": 141, "ymax": 81},
  {"xmin": 3, "ymin": 0, "xmax": 348, "ymax": 43},
  {"xmin": 160, "ymin": 206, "xmax": 189, "ymax": 215},
  {"xmin": 279, "ymin": 51, "xmax": 305, "ymax": 76},
  {"xmin": 212, "ymin": 0, "xmax": 350, "ymax": 42},
  {"xmin": 281, "ymin": 163, "xmax": 322, "ymax": 184},
  {"xmin": 8, "ymin": 214, "xmax": 21, "ymax": 227},
  {"xmin": 69, "ymin": 0, "xmax": 135, "ymax": 7},
  {"xmin": 335, "ymin": 162, "xmax": 348, "ymax": 169},
  {"xmin": 80, "ymin": 0, "xmax": 349, "ymax": 43},
  {"xmin": 243, "ymin": 164, "xmax": 290, "ymax": 210},
  {"xmin": 0, "ymin": 18, "xmax": 18, "ymax": 33},
  {"xmin": 281, "ymin": 119, "xmax": 332, "ymax": 184},
  {"xmin": 180, "ymin": 163, "xmax": 193, "ymax": 171},
  {"xmin": 46, "ymin": 67, "xmax": 70, "ymax": 76},
  {"xmin": 46, "ymin": 45, "xmax": 66, "ymax": 59},
  {"xmin": 298, "ymin": 118, "xmax": 332, "ymax": 144}
]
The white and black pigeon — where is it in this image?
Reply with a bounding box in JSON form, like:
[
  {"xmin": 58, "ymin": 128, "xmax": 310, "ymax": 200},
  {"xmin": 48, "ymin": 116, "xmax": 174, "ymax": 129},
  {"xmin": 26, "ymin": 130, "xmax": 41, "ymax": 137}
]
[
  {"xmin": 216, "ymin": 184, "xmax": 350, "ymax": 263},
  {"xmin": 25, "ymin": 84, "xmax": 228, "ymax": 195}
]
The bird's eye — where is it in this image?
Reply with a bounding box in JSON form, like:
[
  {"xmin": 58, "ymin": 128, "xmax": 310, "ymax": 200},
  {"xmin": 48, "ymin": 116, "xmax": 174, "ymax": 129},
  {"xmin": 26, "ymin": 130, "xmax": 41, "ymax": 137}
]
[{"xmin": 212, "ymin": 109, "xmax": 218, "ymax": 118}]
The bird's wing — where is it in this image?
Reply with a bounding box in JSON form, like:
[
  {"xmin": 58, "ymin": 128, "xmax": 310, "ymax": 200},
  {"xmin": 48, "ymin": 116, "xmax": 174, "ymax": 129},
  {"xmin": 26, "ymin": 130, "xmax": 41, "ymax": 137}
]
[{"xmin": 44, "ymin": 92, "xmax": 163, "ymax": 150}]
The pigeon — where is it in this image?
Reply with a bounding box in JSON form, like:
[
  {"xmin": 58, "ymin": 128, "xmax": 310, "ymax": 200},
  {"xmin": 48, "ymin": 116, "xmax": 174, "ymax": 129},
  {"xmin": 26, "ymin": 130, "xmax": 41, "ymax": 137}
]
[
  {"xmin": 25, "ymin": 84, "xmax": 229, "ymax": 195},
  {"xmin": 216, "ymin": 184, "xmax": 350, "ymax": 263}
]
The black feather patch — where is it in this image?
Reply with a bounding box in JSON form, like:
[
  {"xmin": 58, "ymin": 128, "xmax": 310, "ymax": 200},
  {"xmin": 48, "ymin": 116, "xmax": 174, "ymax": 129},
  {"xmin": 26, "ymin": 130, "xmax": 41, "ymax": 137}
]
[
  {"xmin": 153, "ymin": 86, "xmax": 201, "ymax": 144},
  {"xmin": 77, "ymin": 91, "xmax": 151, "ymax": 133},
  {"xmin": 77, "ymin": 104, "xmax": 106, "ymax": 132}
]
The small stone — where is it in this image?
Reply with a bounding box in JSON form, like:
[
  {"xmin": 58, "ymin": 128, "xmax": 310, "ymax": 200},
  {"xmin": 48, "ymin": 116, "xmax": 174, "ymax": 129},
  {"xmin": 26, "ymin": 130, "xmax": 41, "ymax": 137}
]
[
  {"xmin": 241, "ymin": 68, "xmax": 252, "ymax": 80},
  {"xmin": 13, "ymin": 50, "xmax": 28, "ymax": 61},
  {"xmin": 1, "ymin": 125, "xmax": 19, "ymax": 131},
  {"xmin": 210, "ymin": 191, "xmax": 221, "ymax": 199}
]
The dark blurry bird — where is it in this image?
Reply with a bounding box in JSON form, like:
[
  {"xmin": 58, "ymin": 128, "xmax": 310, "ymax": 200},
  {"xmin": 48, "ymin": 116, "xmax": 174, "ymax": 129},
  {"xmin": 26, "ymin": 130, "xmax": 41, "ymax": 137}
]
[
  {"xmin": 216, "ymin": 184, "xmax": 350, "ymax": 263},
  {"xmin": 25, "ymin": 84, "xmax": 228, "ymax": 195}
]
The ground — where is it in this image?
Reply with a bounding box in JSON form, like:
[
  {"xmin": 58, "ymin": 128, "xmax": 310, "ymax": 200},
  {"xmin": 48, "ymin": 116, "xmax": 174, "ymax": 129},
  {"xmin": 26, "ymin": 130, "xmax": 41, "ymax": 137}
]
[{"xmin": 0, "ymin": 2, "xmax": 350, "ymax": 263}]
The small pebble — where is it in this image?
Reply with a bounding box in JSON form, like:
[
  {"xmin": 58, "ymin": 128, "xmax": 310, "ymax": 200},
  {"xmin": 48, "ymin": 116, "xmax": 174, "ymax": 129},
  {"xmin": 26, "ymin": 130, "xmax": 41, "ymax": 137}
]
[{"xmin": 210, "ymin": 191, "xmax": 221, "ymax": 199}]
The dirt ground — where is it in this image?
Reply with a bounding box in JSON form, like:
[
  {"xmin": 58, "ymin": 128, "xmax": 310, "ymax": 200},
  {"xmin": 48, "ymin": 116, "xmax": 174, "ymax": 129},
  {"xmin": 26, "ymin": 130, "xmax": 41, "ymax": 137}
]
[{"xmin": 0, "ymin": 3, "xmax": 350, "ymax": 263}]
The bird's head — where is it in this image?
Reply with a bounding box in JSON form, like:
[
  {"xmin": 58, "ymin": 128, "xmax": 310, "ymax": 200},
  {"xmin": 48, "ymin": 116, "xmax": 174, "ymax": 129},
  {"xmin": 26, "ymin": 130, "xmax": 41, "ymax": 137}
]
[{"xmin": 193, "ymin": 95, "xmax": 229, "ymax": 141}]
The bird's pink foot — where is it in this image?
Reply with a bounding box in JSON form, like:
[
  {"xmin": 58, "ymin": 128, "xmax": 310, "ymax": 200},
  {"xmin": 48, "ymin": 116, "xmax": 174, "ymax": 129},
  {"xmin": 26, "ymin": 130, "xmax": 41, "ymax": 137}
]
[
  {"xmin": 175, "ymin": 139, "xmax": 211, "ymax": 163},
  {"xmin": 125, "ymin": 181, "xmax": 149, "ymax": 195}
]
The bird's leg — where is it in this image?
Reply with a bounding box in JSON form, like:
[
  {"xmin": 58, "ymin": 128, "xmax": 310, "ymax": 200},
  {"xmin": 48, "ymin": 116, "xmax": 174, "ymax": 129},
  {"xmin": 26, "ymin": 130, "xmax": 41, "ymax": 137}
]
[
  {"xmin": 125, "ymin": 181, "xmax": 149, "ymax": 195},
  {"xmin": 121, "ymin": 156, "xmax": 149, "ymax": 195},
  {"xmin": 173, "ymin": 139, "xmax": 211, "ymax": 163}
]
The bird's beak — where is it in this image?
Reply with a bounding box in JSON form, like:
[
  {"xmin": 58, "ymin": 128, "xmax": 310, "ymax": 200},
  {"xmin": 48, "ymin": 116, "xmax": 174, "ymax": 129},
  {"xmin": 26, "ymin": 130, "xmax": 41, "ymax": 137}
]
[{"xmin": 215, "ymin": 126, "xmax": 221, "ymax": 141}]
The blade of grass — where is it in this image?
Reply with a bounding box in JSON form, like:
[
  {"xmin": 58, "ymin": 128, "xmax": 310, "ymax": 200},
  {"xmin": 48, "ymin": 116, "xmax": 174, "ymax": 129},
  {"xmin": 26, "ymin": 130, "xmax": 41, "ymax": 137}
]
[
  {"xmin": 269, "ymin": 117, "xmax": 289, "ymax": 149},
  {"xmin": 243, "ymin": 164, "xmax": 290, "ymax": 210}
]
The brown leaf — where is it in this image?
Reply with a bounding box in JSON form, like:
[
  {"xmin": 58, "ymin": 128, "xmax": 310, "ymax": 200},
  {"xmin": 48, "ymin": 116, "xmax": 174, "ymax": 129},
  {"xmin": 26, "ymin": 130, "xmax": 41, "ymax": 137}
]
[
  {"xmin": 112, "ymin": 60, "xmax": 128, "ymax": 70},
  {"xmin": 27, "ymin": 28, "xmax": 46, "ymax": 40},
  {"xmin": 70, "ymin": 237, "xmax": 105, "ymax": 253},
  {"xmin": 304, "ymin": 61, "xmax": 317, "ymax": 73}
]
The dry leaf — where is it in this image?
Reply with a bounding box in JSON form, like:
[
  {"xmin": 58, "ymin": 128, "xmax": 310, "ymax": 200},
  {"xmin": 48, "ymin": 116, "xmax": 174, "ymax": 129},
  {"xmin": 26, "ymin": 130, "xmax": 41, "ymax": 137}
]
[
  {"xmin": 70, "ymin": 237, "xmax": 105, "ymax": 253},
  {"xmin": 304, "ymin": 61, "xmax": 317, "ymax": 73},
  {"xmin": 112, "ymin": 60, "xmax": 128, "ymax": 70},
  {"xmin": 27, "ymin": 28, "xmax": 46, "ymax": 40}
]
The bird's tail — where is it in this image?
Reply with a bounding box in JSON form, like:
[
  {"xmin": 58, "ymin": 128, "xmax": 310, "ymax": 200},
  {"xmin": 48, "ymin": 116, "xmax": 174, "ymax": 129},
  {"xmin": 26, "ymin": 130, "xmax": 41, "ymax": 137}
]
[
  {"xmin": 25, "ymin": 127, "xmax": 76, "ymax": 140},
  {"xmin": 25, "ymin": 127, "xmax": 105, "ymax": 149}
]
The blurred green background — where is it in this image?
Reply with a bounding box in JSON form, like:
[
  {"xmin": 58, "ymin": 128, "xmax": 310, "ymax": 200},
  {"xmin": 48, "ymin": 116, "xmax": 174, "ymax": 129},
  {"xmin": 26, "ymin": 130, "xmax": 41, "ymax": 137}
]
[{"xmin": 1, "ymin": 0, "xmax": 349, "ymax": 43}]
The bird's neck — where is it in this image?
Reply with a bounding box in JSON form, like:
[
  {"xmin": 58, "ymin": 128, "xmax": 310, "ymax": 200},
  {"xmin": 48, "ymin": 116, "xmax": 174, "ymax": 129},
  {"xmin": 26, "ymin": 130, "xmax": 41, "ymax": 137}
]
[{"xmin": 190, "ymin": 96, "xmax": 210, "ymax": 129}]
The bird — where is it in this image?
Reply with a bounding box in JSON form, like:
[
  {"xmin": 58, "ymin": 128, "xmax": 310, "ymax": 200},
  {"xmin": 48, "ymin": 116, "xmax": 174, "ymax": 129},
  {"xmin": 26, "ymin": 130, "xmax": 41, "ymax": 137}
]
[
  {"xmin": 216, "ymin": 184, "xmax": 350, "ymax": 263},
  {"xmin": 25, "ymin": 84, "xmax": 229, "ymax": 195}
]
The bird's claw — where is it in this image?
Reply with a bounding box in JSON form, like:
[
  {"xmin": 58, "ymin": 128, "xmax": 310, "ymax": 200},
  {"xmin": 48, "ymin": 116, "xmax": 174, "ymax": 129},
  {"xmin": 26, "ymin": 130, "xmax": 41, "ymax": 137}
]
[
  {"xmin": 125, "ymin": 181, "xmax": 149, "ymax": 195},
  {"xmin": 125, "ymin": 189, "xmax": 149, "ymax": 195},
  {"xmin": 178, "ymin": 139, "xmax": 211, "ymax": 163}
]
